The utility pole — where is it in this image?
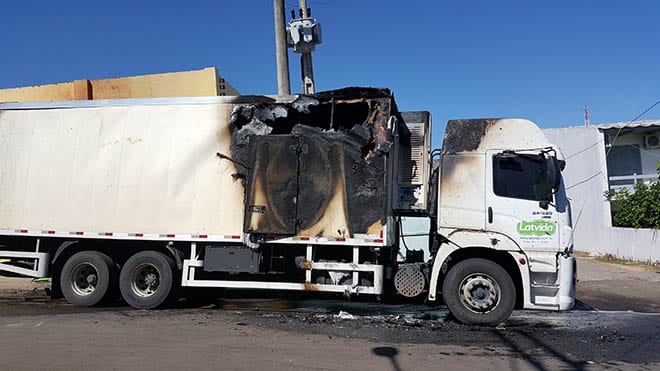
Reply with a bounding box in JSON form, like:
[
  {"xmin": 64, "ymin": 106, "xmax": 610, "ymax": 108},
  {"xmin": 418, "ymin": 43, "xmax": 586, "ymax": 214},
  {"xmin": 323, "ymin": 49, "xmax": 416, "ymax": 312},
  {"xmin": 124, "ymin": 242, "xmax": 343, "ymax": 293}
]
[
  {"xmin": 584, "ymin": 104, "xmax": 590, "ymax": 126},
  {"xmin": 274, "ymin": 0, "xmax": 290, "ymax": 95},
  {"xmin": 298, "ymin": 0, "xmax": 315, "ymax": 94}
]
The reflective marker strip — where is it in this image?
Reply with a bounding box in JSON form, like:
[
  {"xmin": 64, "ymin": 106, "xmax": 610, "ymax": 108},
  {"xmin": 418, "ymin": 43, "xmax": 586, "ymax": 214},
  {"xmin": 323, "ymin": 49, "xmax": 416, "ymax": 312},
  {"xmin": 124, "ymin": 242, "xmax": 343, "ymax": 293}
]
[{"xmin": 0, "ymin": 230, "xmax": 239, "ymax": 243}]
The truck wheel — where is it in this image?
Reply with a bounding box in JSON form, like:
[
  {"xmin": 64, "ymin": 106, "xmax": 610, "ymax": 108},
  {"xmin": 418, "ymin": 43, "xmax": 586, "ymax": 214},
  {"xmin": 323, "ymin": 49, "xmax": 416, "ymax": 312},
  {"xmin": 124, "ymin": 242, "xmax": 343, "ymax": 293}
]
[
  {"xmin": 119, "ymin": 251, "xmax": 177, "ymax": 309},
  {"xmin": 442, "ymin": 258, "xmax": 515, "ymax": 326},
  {"xmin": 60, "ymin": 251, "xmax": 114, "ymax": 307}
]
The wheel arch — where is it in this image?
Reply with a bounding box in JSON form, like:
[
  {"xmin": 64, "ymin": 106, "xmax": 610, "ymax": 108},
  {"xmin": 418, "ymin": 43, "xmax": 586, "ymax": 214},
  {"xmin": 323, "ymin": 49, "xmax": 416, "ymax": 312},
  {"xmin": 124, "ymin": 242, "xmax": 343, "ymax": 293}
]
[
  {"xmin": 442, "ymin": 247, "xmax": 523, "ymax": 309},
  {"xmin": 428, "ymin": 244, "xmax": 524, "ymax": 309},
  {"xmin": 52, "ymin": 240, "xmax": 184, "ymax": 267}
]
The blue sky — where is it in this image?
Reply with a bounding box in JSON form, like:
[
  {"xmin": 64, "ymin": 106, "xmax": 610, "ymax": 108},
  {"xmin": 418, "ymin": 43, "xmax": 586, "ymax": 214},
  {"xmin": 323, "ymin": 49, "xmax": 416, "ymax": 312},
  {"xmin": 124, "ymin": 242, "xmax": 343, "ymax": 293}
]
[{"xmin": 1, "ymin": 1, "xmax": 659, "ymax": 149}]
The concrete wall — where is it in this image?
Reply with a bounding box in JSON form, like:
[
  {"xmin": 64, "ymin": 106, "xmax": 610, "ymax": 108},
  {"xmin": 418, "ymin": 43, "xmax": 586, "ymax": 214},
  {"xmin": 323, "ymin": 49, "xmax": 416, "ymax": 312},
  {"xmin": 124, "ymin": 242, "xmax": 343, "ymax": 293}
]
[
  {"xmin": 544, "ymin": 126, "xmax": 660, "ymax": 263},
  {"xmin": 605, "ymin": 228, "xmax": 660, "ymax": 263}
]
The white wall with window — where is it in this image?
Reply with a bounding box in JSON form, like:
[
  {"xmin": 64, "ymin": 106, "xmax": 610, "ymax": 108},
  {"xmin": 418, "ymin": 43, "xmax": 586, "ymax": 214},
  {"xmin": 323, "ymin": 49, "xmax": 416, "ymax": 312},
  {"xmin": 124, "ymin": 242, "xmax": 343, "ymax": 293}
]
[
  {"xmin": 602, "ymin": 128, "xmax": 660, "ymax": 190},
  {"xmin": 543, "ymin": 121, "xmax": 660, "ymax": 263}
]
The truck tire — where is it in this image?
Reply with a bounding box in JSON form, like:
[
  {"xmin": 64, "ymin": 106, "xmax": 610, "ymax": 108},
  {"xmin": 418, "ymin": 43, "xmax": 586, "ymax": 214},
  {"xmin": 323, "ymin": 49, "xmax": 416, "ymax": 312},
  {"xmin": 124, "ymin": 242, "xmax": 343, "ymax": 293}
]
[
  {"xmin": 119, "ymin": 251, "xmax": 177, "ymax": 309},
  {"xmin": 442, "ymin": 258, "xmax": 515, "ymax": 326},
  {"xmin": 60, "ymin": 251, "xmax": 115, "ymax": 307}
]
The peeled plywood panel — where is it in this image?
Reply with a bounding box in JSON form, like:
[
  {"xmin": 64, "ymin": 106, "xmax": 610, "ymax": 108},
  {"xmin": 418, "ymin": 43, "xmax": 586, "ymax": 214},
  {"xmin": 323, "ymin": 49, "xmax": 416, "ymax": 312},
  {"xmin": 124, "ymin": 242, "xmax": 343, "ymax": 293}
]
[
  {"xmin": 0, "ymin": 67, "xmax": 239, "ymax": 102},
  {"xmin": 0, "ymin": 82, "xmax": 75, "ymax": 103},
  {"xmin": 90, "ymin": 67, "xmax": 239, "ymax": 99}
]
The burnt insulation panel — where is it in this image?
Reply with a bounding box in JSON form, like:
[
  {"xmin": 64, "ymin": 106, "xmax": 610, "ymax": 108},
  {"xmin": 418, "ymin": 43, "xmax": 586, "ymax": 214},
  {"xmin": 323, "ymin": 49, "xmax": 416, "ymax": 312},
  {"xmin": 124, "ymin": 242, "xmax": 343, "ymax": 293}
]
[{"xmin": 232, "ymin": 88, "xmax": 393, "ymax": 237}]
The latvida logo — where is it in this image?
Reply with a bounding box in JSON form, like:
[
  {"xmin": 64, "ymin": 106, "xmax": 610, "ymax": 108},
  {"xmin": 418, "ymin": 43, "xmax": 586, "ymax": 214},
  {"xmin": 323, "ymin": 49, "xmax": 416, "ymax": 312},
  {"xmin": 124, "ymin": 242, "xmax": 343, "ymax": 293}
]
[{"xmin": 516, "ymin": 220, "xmax": 556, "ymax": 236}]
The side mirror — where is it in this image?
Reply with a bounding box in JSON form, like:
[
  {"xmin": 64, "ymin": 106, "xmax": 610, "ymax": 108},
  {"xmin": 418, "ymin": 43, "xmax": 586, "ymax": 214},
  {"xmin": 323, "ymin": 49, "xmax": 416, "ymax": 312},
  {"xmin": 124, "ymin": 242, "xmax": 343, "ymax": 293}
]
[{"xmin": 545, "ymin": 158, "xmax": 562, "ymax": 190}]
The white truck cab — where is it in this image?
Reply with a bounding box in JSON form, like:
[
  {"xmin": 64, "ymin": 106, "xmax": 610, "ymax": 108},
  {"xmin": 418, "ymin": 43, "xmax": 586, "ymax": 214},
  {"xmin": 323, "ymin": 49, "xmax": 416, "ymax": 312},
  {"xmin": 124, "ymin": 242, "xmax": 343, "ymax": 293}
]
[{"xmin": 424, "ymin": 118, "xmax": 575, "ymax": 325}]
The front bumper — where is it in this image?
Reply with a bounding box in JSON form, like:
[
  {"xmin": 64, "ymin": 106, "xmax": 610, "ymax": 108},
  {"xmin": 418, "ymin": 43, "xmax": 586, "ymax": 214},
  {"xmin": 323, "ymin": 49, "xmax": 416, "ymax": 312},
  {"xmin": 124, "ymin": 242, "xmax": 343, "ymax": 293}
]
[{"xmin": 557, "ymin": 255, "xmax": 576, "ymax": 310}]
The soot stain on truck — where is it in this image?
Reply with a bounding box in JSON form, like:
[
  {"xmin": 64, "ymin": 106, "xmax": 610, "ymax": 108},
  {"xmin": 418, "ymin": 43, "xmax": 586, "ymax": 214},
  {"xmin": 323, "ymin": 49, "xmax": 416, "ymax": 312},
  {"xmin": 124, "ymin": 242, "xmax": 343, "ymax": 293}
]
[
  {"xmin": 442, "ymin": 119, "xmax": 498, "ymax": 154},
  {"xmin": 228, "ymin": 88, "xmax": 393, "ymax": 237},
  {"xmin": 439, "ymin": 119, "xmax": 500, "ymax": 195}
]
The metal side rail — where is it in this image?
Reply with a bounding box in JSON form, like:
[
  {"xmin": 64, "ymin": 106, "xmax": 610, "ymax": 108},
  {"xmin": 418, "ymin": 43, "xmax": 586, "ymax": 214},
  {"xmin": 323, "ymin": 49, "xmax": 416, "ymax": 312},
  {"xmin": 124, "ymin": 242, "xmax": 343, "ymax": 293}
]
[
  {"xmin": 0, "ymin": 250, "xmax": 50, "ymax": 278},
  {"xmin": 181, "ymin": 243, "xmax": 384, "ymax": 295}
]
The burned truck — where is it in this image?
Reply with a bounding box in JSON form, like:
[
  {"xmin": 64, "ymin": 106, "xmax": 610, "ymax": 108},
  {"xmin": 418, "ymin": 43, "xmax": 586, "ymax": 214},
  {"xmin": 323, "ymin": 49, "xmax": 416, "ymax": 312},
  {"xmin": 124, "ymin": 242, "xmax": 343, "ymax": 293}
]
[{"xmin": 0, "ymin": 88, "xmax": 575, "ymax": 325}]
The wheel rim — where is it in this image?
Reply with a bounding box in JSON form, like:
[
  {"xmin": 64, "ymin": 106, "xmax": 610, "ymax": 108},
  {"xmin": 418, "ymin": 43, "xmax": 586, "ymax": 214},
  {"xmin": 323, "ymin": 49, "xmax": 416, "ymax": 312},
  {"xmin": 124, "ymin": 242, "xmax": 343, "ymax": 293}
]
[
  {"xmin": 70, "ymin": 262, "xmax": 99, "ymax": 297},
  {"xmin": 458, "ymin": 273, "xmax": 501, "ymax": 314},
  {"xmin": 130, "ymin": 263, "xmax": 161, "ymax": 298}
]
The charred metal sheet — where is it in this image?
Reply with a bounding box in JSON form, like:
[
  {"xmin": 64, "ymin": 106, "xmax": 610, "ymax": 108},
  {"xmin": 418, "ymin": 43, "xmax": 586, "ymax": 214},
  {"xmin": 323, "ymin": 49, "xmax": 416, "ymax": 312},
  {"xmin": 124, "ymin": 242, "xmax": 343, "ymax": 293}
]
[
  {"xmin": 442, "ymin": 119, "xmax": 498, "ymax": 154},
  {"xmin": 312, "ymin": 87, "xmax": 392, "ymax": 101},
  {"xmin": 296, "ymin": 130, "xmax": 347, "ymax": 234},
  {"xmin": 244, "ymin": 135, "xmax": 299, "ymax": 234},
  {"xmin": 231, "ymin": 88, "xmax": 393, "ymax": 238}
]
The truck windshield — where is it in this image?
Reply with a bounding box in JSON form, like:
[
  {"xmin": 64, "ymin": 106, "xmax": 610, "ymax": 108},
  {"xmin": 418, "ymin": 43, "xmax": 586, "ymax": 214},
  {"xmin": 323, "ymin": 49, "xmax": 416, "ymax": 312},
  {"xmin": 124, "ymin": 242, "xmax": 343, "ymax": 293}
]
[{"xmin": 493, "ymin": 153, "xmax": 552, "ymax": 202}]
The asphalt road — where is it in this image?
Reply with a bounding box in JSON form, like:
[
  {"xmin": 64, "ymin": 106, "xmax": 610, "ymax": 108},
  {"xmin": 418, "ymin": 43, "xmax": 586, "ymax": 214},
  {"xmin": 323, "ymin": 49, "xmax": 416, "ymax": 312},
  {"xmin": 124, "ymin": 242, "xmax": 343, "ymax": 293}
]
[{"xmin": 0, "ymin": 256, "xmax": 658, "ymax": 370}]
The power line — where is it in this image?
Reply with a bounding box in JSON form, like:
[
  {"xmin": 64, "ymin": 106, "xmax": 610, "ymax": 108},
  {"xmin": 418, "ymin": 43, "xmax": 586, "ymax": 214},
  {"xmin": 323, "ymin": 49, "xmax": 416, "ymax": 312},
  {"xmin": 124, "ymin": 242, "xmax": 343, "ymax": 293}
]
[
  {"xmin": 565, "ymin": 138, "xmax": 604, "ymax": 160},
  {"xmin": 631, "ymin": 98, "xmax": 660, "ymax": 122},
  {"xmin": 566, "ymin": 171, "xmax": 605, "ymax": 191},
  {"xmin": 606, "ymin": 98, "xmax": 660, "ymax": 157}
]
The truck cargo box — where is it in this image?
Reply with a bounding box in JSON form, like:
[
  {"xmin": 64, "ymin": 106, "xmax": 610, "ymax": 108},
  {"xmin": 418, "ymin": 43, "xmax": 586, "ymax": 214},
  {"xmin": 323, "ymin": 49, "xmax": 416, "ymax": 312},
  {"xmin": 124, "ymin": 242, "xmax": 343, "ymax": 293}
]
[{"xmin": 0, "ymin": 88, "xmax": 403, "ymax": 243}]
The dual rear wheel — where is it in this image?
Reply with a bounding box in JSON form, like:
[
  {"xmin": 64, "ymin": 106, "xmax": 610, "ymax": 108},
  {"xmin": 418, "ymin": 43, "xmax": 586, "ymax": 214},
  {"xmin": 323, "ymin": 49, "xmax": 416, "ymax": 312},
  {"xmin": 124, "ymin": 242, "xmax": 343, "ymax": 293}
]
[{"xmin": 60, "ymin": 250, "xmax": 177, "ymax": 309}]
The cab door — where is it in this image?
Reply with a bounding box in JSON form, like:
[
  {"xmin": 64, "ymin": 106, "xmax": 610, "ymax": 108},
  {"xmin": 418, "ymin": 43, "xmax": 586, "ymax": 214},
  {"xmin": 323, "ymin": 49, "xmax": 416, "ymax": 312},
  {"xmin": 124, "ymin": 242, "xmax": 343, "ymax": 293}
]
[{"xmin": 484, "ymin": 150, "xmax": 560, "ymax": 252}]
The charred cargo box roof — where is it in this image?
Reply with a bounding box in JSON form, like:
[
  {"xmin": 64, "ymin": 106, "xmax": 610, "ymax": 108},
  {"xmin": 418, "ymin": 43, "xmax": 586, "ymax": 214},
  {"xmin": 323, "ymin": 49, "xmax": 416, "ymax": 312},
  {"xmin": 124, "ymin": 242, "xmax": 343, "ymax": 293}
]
[{"xmin": 229, "ymin": 88, "xmax": 396, "ymax": 238}]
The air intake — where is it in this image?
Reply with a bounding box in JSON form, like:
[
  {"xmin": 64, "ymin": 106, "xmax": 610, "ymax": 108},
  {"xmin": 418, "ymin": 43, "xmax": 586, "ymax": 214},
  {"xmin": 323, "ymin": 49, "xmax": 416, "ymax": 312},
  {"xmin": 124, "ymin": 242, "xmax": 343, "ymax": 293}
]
[{"xmin": 395, "ymin": 111, "xmax": 431, "ymax": 212}]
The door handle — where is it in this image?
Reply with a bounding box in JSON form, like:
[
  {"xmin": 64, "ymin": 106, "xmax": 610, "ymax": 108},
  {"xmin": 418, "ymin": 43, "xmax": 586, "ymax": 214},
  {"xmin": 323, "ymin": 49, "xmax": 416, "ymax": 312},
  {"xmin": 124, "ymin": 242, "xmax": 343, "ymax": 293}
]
[{"xmin": 488, "ymin": 206, "xmax": 493, "ymax": 223}]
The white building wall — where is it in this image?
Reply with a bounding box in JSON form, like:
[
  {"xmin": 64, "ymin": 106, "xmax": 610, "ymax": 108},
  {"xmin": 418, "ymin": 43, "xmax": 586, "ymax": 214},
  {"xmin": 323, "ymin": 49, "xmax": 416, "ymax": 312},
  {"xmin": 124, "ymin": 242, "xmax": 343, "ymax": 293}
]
[{"xmin": 544, "ymin": 126, "xmax": 660, "ymax": 263}]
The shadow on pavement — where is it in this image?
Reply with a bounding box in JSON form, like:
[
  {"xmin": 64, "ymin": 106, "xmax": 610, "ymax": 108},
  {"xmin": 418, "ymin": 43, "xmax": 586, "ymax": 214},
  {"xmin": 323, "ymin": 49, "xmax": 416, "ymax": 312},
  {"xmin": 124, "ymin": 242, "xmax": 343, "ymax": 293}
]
[{"xmin": 372, "ymin": 346, "xmax": 402, "ymax": 371}]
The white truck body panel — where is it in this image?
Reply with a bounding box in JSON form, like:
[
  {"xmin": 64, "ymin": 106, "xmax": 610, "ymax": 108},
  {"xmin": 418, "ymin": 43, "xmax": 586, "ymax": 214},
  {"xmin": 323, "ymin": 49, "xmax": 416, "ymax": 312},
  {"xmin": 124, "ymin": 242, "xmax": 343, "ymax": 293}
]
[{"xmin": 0, "ymin": 103, "xmax": 245, "ymax": 238}]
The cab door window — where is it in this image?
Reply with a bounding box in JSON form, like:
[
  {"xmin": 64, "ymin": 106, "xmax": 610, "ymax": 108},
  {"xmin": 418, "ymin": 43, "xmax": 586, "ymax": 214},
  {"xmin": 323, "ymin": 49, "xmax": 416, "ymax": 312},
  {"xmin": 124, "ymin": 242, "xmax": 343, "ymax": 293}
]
[{"xmin": 493, "ymin": 153, "xmax": 552, "ymax": 201}]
